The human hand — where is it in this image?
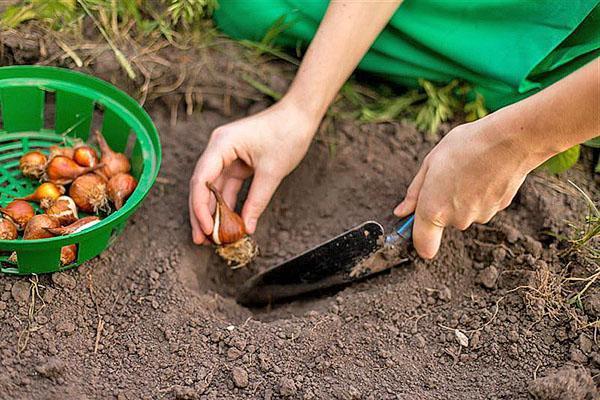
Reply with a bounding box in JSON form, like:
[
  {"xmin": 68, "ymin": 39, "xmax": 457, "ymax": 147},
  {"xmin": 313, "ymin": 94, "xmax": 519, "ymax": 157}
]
[
  {"xmin": 189, "ymin": 99, "xmax": 319, "ymax": 244},
  {"xmin": 394, "ymin": 116, "xmax": 546, "ymax": 259}
]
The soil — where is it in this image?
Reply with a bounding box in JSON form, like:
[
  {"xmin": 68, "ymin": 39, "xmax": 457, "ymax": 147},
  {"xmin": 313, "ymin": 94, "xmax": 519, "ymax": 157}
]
[{"xmin": 0, "ymin": 22, "xmax": 599, "ymax": 400}]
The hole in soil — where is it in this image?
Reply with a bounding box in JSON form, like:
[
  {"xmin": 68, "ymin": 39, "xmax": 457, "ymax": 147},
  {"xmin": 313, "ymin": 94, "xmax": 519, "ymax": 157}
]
[{"xmin": 44, "ymin": 90, "xmax": 56, "ymax": 130}]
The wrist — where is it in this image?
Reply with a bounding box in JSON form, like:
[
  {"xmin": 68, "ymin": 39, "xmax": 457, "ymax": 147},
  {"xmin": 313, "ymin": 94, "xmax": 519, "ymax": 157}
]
[
  {"xmin": 280, "ymin": 85, "xmax": 330, "ymax": 125},
  {"xmin": 483, "ymin": 105, "xmax": 561, "ymax": 170},
  {"xmin": 276, "ymin": 93, "xmax": 325, "ymax": 138}
]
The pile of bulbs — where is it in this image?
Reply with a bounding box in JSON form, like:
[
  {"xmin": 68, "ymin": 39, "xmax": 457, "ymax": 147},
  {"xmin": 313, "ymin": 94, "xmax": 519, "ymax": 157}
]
[{"xmin": 0, "ymin": 130, "xmax": 137, "ymax": 266}]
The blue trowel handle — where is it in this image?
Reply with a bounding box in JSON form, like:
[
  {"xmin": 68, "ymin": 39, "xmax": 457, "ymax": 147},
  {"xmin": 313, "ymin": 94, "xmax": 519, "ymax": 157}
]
[{"xmin": 384, "ymin": 214, "xmax": 414, "ymax": 246}]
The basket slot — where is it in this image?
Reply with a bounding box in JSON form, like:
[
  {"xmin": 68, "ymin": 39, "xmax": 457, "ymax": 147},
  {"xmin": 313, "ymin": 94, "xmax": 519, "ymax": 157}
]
[
  {"xmin": 101, "ymin": 107, "xmax": 131, "ymax": 153},
  {"xmin": 0, "ymin": 87, "xmax": 44, "ymax": 133},
  {"xmin": 44, "ymin": 90, "xmax": 56, "ymax": 130},
  {"xmin": 55, "ymin": 91, "xmax": 94, "ymax": 140}
]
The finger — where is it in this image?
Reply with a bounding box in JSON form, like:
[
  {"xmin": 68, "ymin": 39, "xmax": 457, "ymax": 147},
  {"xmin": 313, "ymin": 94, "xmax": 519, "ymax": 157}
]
[
  {"xmin": 190, "ymin": 153, "xmax": 224, "ymax": 236},
  {"xmin": 189, "ymin": 194, "xmax": 207, "ymax": 245},
  {"xmin": 221, "ymin": 177, "xmax": 244, "ymax": 210},
  {"xmin": 241, "ymin": 170, "xmax": 281, "ymax": 234},
  {"xmin": 394, "ymin": 164, "xmax": 429, "ymax": 217},
  {"xmin": 412, "ymin": 209, "xmax": 444, "ymax": 259}
]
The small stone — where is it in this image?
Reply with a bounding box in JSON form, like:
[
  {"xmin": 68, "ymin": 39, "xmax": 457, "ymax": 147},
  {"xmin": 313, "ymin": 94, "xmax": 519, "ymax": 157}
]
[
  {"xmin": 579, "ymin": 334, "xmax": 593, "ymax": 354},
  {"xmin": 35, "ymin": 357, "xmax": 65, "ymax": 379},
  {"xmin": 149, "ymin": 271, "xmax": 160, "ymax": 280},
  {"xmin": 11, "ymin": 281, "xmax": 29, "ymax": 303},
  {"xmin": 0, "ymin": 301, "xmax": 7, "ymax": 310},
  {"xmin": 51, "ymin": 273, "xmax": 76, "ymax": 289},
  {"xmin": 414, "ymin": 334, "xmax": 426, "ymax": 348},
  {"xmin": 278, "ymin": 377, "xmax": 296, "ymax": 397},
  {"xmin": 231, "ymin": 366, "xmax": 248, "ymax": 388},
  {"xmin": 438, "ymin": 286, "xmax": 452, "ymax": 302},
  {"xmin": 227, "ymin": 347, "xmax": 242, "ymax": 360},
  {"xmin": 478, "ymin": 265, "xmax": 499, "ymax": 289},
  {"xmin": 470, "ymin": 331, "xmax": 481, "ymax": 348},
  {"xmin": 455, "ymin": 329, "xmax": 469, "ymax": 347}
]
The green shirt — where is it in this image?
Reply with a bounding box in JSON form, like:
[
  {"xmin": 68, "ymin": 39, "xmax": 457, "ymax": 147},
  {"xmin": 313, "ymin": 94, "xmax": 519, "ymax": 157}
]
[{"xmin": 215, "ymin": 0, "xmax": 599, "ymax": 110}]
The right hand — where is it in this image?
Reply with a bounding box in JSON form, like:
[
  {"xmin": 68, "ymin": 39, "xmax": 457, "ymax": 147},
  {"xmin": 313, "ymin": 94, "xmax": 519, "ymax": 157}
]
[{"xmin": 189, "ymin": 99, "xmax": 319, "ymax": 244}]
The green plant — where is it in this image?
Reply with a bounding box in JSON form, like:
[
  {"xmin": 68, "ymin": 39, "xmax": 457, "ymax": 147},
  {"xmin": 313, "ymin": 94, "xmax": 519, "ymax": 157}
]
[
  {"xmin": 1, "ymin": 0, "xmax": 77, "ymax": 29},
  {"xmin": 166, "ymin": 0, "xmax": 217, "ymax": 28}
]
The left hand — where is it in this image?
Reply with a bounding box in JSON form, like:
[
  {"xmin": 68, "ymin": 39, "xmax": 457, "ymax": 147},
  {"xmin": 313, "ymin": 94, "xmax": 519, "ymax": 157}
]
[{"xmin": 394, "ymin": 115, "xmax": 545, "ymax": 259}]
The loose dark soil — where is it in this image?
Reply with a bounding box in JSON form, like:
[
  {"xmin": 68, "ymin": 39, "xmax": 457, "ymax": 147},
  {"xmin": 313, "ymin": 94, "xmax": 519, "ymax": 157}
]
[{"xmin": 0, "ymin": 22, "xmax": 599, "ymax": 400}]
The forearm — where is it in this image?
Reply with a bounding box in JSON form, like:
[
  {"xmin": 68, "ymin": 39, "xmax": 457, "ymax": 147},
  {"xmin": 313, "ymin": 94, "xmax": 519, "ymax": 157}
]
[
  {"xmin": 282, "ymin": 0, "xmax": 402, "ymax": 122},
  {"xmin": 492, "ymin": 59, "xmax": 599, "ymax": 165}
]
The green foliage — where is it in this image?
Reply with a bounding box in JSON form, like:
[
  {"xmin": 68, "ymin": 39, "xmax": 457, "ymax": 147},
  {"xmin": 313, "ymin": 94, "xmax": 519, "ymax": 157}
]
[
  {"xmin": 464, "ymin": 92, "xmax": 488, "ymax": 122},
  {"xmin": 1, "ymin": 0, "xmax": 76, "ymax": 29},
  {"xmin": 359, "ymin": 90, "xmax": 424, "ymax": 123},
  {"xmin": 415, "ymin": 79, "xmax": 461, "ymax": 135},
  {"xmin": 1, "ymin": 0, "xmax": 217, "ymax": 36},
  {"xmin": 166, "ymin": 0, "xmax": 217, "ymax": 28},
  {"xmin": 541, "ymin": 145, "xmax": 581, "ymax": 174}
]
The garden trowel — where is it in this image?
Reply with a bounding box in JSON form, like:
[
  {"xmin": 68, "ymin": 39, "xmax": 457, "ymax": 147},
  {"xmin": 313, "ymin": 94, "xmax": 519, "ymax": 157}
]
[{"xmin": 237, "ymin": 215, "xmax": 414, "ymax": 306}]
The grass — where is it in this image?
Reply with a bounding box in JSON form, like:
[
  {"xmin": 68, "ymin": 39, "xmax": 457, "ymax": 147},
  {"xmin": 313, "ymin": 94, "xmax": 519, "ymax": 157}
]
[{"xmin": 514, "ymin": 182, "xmax": 599, "ymax": 329}]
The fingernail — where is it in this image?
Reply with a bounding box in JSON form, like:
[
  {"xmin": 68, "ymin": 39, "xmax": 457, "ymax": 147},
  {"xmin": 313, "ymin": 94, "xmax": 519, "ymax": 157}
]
[{"xmin": 393, "ymin": 203, "xmax": 405, "ymax": 216}]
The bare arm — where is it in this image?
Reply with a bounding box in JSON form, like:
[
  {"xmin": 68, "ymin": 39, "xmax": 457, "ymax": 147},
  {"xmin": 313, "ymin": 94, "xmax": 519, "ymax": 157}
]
[
  {"xmin": 395, "ymin": 58, "xmax": 600, "ymax": 258},
  {"xmin": 285, "ymin": 0, "xmax": 403, "ymax": 120}
]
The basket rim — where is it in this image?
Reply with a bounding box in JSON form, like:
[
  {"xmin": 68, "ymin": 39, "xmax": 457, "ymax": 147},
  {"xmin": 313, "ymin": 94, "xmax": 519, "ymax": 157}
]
[{"xmin": 0, "ymin": 65, "xmax": 161, "ymax": 249}]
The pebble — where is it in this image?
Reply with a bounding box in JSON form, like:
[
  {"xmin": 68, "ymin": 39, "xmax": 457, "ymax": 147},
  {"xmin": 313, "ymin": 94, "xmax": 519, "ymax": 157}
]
[
  {"xmin": 278, "ymin": 377, "xmax": 296, "ymax": 397},
  {"xmin": 414, "ymin": 334, "xmax": 426, "ymax": 349},
  {"xmin": 227, "ymin": 347, "xmax": 242, "ymax": 360},
  {"xmin": 231, "ymin": 366, "xmax": 248, "ymax": 388},
  {"xmin": 438, "ymin": 286, "xmax": 452, "ymax": 302},
  {"xmin": 11, "ymin": 281, "xmax": 30, "ymax": 303},
  {"xmin": 52, "ymin": 273, "xmax": 76, "ymax": 290},
  {"xmin": 478, "ymin": 265, "xmax": 499, "ymax": 289}
]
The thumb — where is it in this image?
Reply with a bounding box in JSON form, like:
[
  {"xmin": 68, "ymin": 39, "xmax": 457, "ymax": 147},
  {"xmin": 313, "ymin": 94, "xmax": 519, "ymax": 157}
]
[
  {"xmin": 412, "ymin": 208, "xmax": 444, "ymax": 259},
  {"xmin": 241, "ymin": 170, "xmax": 282, "ymax": 234}
]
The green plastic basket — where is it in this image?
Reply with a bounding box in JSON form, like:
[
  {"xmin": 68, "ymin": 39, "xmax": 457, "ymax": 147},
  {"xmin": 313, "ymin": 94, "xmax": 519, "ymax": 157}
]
[{"xmin": 0, "ymin": 66, "xmax": 161, "ymax": 275}]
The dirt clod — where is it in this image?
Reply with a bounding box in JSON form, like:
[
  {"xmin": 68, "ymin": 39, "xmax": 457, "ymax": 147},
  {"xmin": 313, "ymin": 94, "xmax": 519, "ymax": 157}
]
[
  {"xmin": 478, "ymin": 265, "xmax": 499, "ymax": 289},
  {"xmin": 11, "ymin": 281, "xmax": 29, "ymax": 303},
  {"xmin": 51, "ymin": 272, "xmax": 76, "ymax": 289},
  {"xmin": 278, "ymin": 377, "xmax": 297, "ymax": 397},
  {"xmin": 35, "ymin": 357, "xmax": 65, "ymax": 379},
  {"xmin": 528, "ymin": 367, "xmax": 597, "ymax": 400},
  {"xmin": 231, "ymin": 366, "xmax": 249, "ymax": 388}
]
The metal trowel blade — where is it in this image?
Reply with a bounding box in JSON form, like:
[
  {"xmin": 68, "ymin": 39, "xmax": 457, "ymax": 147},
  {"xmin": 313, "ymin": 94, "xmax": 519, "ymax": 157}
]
[{"xmin": 237, "ymin": 221, "xmax": 385, "ymax": 306}]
